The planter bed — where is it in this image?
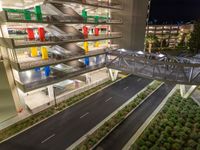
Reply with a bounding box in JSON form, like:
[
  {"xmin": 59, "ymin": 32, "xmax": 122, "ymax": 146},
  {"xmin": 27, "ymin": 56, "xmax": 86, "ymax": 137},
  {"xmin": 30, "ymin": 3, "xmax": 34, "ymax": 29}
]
[{"xmin": 131, "ymin": 91, "xmax": 200, "ymax": 150}]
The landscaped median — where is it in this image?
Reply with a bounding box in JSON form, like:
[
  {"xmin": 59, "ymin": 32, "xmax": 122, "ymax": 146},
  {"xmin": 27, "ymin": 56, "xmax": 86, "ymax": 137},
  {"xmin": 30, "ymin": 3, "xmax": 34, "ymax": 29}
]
[
  {"xmin": 131, "ymin": 91, "xmax": 200, "ymax": 150},
  {"xmin": 0, "ymin": 79, "xmax": 120, "ymax": 143},
  {"xmin": 73, "ymin": 81, "xmax": 162, "ymax": 150}
]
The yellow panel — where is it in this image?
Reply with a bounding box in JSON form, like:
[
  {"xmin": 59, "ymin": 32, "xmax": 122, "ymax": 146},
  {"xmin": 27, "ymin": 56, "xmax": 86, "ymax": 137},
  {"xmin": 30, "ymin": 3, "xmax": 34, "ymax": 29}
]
[
  {"xmin": 94, "ymin": 41, "xmax": 100, "ymax": 47},
  {"xmin": 84, "ymin": 42, "xmax": 89, "ymax": 53},
  {"xmin": 31, "ymin": 47, "xmax": 38, "ymax": 57},
  {"xmin": 41, "ymin": 47, "xmax": 48, "ymax": 60}
]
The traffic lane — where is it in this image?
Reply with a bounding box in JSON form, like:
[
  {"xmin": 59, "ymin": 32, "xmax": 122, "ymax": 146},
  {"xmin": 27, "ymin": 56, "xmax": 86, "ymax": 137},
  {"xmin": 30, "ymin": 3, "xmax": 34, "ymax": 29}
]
[
  {"xmin": 36, "ymin": 76, "xmax": 152, "ymax": 150},
  {"xmin": 42, "ymin": 76, "xmax": 152, "ymax": 149},
  {"xmin": 95, "ymin": 84, "xmax": 174, "ymax": 150},
  {"xmin": 0, "ymin": 76, "xmax": 152, "ymax": 150}
]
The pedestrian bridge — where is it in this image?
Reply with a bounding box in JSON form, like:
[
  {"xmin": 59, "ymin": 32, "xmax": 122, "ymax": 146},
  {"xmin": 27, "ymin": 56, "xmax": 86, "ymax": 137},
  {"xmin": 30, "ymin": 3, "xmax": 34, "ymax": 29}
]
[{"xmin": 106, "ymin": 49, "xmax": 200, "ymax": 85}]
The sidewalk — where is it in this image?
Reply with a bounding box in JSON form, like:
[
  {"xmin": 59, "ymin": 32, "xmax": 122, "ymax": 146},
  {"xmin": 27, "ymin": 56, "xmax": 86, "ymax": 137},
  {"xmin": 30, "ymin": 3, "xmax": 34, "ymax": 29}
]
[{"xmin": 0, "ymin": 110, "xmax": 31, "ymax": 131}]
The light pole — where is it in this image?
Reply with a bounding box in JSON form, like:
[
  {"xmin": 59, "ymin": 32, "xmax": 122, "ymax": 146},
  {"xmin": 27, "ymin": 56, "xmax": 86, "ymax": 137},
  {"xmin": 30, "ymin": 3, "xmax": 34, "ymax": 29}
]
[{"xmin": 53, "ymin": 86, "xmax": 57, "ymax": 108}]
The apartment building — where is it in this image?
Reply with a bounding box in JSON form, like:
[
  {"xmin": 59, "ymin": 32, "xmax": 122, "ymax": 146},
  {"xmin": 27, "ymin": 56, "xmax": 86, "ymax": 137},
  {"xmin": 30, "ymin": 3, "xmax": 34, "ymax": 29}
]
[{"xmin": 146, "ymin": 23, "xmax": 194, "ymax": 48}]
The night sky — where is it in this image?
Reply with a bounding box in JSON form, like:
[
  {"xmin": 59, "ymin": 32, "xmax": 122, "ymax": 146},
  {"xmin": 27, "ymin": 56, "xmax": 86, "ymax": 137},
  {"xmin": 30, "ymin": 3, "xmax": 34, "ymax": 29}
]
[{"xmin": 149, "ymin": 0, "xmax": 200, "ymax": 24}]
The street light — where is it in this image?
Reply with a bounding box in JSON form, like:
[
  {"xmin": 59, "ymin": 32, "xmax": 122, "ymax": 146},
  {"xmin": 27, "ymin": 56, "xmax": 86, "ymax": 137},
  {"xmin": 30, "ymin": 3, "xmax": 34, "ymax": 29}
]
[{"xmin": 53, "ymin": 86, "xmax": 57, "ymax": 108}]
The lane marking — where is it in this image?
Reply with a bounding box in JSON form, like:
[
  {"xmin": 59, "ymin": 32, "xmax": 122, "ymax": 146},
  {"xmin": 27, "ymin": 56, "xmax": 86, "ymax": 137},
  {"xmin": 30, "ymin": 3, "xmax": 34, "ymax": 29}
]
[
  {"xmin": 123, "ymin": 87, "xmax": 129, "ymax": 90},
  {"xmin": 80, "ymin": 112, "xmax": 90, "ymax": 119},
  {"xmin": 137, "ymin": 78, "xmax": 142, "ymax": 82},
  {"xmin": 41, "ymin": 134, "xmax": 55, "ymax": 144},
  {"xmin": 105, "ymin": 97, "xmax": 113, "ymax": 103}
]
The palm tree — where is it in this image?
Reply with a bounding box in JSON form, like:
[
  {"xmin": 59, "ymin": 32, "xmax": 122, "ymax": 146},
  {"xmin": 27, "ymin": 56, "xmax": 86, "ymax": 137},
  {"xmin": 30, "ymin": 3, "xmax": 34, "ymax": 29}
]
[
  {"xmin": 184, "ymin": 33, "xmax": 191, "ymax": 47},
  {"xmin": 145, "ymin": 35, "xmax": 158, "ymax": 53}
]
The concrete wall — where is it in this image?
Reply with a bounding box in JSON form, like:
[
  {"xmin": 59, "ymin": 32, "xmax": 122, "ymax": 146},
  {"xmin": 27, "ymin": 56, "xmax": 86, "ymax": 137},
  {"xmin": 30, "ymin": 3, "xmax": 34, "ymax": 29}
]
[
  {"xmin": 0, "ymin": 62, "xmax": 17, "ymax": 122},
  {"xmin": 112, "ymin": 0, "xmax": 149, "ymax": 50}
]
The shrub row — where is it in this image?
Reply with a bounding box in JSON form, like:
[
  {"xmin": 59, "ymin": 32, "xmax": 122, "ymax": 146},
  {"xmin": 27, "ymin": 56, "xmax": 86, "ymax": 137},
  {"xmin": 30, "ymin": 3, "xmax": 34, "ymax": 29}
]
[
  {"xmin": 74, "ymin": 81, "xmax": 162, "ymax": 150},
  {"xmin": 132, "ymin": 91, "xmax": 200, "ymax": 150},
  {"xmin": 0, "ymin": 80, "xmax": 114, "ymax": 142}
]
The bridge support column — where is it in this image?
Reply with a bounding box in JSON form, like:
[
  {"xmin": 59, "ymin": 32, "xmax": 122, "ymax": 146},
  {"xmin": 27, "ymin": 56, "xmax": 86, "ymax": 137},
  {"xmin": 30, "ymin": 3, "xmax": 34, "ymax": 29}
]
[
  {"xmin": 179, "ymin": 85, "xmax": 198, "ymax": 99},
  {"xmin": 108, "ymin": 69, "xmax": 119, "ymax": 81}
]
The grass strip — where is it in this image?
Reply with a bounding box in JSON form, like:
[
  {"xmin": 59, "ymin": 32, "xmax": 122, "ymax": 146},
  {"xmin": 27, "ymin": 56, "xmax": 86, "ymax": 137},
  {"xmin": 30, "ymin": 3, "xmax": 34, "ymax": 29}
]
[{"xmin": 74, "ymin": 81, "xmax": 162, "ymax": 150}]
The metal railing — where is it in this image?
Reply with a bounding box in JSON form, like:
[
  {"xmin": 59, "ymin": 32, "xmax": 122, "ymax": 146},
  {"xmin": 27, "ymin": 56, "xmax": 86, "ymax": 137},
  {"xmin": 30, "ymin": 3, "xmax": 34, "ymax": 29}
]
[{"xmin": 106, "ymin": 49, "xmax": 200, "ymax": 85}]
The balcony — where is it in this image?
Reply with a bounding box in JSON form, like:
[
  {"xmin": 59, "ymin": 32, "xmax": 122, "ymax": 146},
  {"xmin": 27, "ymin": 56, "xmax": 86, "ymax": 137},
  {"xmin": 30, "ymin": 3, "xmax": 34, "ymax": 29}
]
[
  {"xmin": 0, "ymin": 33, "xmax": 122, "ymax": 49},
  {"xmin": 15, "ymin": 62, "xmax": 106, "ymax": 92},
  {"xmin": 9, "ymin": 45, "xmax": 118, "ymax": 71}
]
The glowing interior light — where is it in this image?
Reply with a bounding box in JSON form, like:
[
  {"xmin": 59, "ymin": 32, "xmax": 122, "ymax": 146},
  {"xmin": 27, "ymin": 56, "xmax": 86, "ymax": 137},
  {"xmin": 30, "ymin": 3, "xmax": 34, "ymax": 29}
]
[
  {"xmin": 158, "ymin": 53, "xmax": 165, "ymax": 57},
  {"xmin": 120, "ymin": 48, "xmax": 126, "ymax": 52},
  {"xmin": 26, "ymin": 70, "xmax": 32, "ymax": 78}
]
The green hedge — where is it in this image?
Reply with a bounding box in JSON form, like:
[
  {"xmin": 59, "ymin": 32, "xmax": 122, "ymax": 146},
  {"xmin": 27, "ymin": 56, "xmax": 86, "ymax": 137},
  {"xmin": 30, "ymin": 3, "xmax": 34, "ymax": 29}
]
[
  {"xmin": 74, "ymin": 81, "xmax": 162, "ymax": 150},
  {"xmin": 0, "ymin": 80, "xmax": 114, "ymax": 142},
  {"xmin": 132, "ymin": 91, "xmax": 200, "ymax": 150}
]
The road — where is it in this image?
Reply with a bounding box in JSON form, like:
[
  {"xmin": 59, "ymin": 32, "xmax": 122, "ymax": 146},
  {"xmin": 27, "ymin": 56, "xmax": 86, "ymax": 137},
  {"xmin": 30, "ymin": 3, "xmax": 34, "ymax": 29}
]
[
  {"xmin": 0, "ymin": 75, "xmax": 152, "ymax": 150},
  {"xmin": 95, "ymin": 84, "xmax": 174, "ymax": 150}
]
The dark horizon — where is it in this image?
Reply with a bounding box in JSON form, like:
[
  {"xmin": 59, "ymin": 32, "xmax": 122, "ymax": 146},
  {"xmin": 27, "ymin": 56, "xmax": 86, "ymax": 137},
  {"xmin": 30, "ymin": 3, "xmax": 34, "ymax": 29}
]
[{"xmin": 149, "ymin": 0, "xmax": 200, "ymax": 24}]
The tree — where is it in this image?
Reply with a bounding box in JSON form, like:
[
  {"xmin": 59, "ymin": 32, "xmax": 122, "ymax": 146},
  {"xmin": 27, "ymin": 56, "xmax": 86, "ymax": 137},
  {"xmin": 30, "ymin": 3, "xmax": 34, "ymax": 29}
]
[
  {"xmin": 178, "ymin": 30, "xmax": 191, "ymax": 47},
  {"xmin": 145, "ymin": 35, "xmax": 158, "ymax": 53},
  {"xmin": 188, "ymin": 20, "xmax": 200, "ymax": 54}
]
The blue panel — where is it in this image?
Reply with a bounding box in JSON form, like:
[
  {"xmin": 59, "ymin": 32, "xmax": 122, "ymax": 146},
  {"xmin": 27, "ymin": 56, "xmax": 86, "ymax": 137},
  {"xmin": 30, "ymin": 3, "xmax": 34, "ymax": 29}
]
[
  {"xmin": 84, "ymin": 57, "xmax": 90, "ymax": 66},
  {"xmin": 34, "ymin": 67, "xmax": 40, "ymax": 72},
  {"xmin": 44, "ymin": 66, "xmax": 51, "ymax": 77}
]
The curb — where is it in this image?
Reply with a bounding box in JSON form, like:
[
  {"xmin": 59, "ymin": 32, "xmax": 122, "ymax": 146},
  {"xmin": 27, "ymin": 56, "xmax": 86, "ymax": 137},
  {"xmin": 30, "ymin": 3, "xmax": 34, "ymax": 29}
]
[
  {"xmin": 90, "ymin": 82, "xmax": 164, "ymax": 150},
  {"xmin": 67, "ymin": 81, "xmax": 157, "ymax": 150},
  {"xmin": 0, "ymin": 77, "xmax": 125, "ymax": 144},
  {"xmin": 122, "ymin": 85, "xmax": 178, "ymax": 150}
]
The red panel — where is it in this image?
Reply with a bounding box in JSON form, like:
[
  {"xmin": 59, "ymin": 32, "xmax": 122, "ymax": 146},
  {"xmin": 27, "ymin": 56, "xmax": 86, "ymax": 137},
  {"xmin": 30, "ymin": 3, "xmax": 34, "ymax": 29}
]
[
  {"xmin": 38, "ymin": 27, "xmax": 45, "ymax": 42},
  {"xmin": 94, "ymin": 27, "xmax": 99, "ymax": 36},
  {"xmin": 27, "ymin": 28, "xmax": 35, "ymax": 40},
  {"xmin": 83, "ymin": 26, "xmax": 88, "ymax": 38}
]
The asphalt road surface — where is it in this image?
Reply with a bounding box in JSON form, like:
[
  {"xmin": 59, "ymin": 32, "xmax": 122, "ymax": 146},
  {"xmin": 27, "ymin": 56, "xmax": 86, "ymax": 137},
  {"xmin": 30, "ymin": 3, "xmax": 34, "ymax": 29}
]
[
  {"xmin": 95, "ymin": 83, "xmax": 174, "ymax": 150},
  {"xmin": 0, "ymin": 75, "xmax": 152, "ymax": 150}
]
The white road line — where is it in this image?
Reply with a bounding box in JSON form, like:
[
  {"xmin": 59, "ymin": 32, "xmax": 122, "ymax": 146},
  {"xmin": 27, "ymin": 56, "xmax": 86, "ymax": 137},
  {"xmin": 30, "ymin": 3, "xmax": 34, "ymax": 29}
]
[
  {"xmin": 41, "ymin": 134, "xmax": 55, "ymax": 144},
  {"xmin": 137, "ymin": 78, "xmax": 142, "ymax": 82},
  {"xmin": 124, "ymin": 87, "xmax": 129, "ymax": 90},
  {"xmin": 80, "ymin": 112, "xmax": 90, "ymax": 119},
  {"xmin": 105, "ymin": 97, "xmax": 113, "ymax": 103}
]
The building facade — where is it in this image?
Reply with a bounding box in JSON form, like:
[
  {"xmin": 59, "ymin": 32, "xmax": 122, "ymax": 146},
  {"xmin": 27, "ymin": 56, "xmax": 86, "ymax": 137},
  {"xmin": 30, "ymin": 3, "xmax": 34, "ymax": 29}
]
[
  {"xmin": 146, "ymin": 23, "xmax": 194, "ymax": 48},
  {"xmin": 0, "ymin": 0, "xmax": 149, "ymax": 123}
]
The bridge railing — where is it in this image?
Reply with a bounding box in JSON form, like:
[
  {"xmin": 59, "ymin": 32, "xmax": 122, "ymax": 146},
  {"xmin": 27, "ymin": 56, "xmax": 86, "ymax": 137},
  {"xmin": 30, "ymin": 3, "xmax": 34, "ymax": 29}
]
[{"xmin": 105, "ymin": 49, "xmax": 200, "ymax": 85}]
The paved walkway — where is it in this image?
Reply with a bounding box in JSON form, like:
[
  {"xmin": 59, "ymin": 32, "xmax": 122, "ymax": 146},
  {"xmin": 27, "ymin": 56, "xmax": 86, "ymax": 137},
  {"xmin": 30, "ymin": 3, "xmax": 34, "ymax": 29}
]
[{"xmin": 0, "ymin": 110, "xmax": 31, "ymax": 131}]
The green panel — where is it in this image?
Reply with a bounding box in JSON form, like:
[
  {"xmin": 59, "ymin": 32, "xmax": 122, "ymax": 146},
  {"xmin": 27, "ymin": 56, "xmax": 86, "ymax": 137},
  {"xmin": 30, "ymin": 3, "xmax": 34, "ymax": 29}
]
[
  {"xmin": 82, "ymin": 9, "xmax": 87, "ymax": 22},
  {"xmin": 0, "ymin": 63, "xmax": 17, "ymax": 123},
  {"xmin": 94, "ymin": 16, "xmax": 99, "ymax": 23},
  {"xmin": 34, "ymin": 5, "xmax": 43, "ymax": 21},
  {"xmin": 82, "ymin": 9, "xmax": 87, "ymax": 17},
  {"xmin": 24, "ymin": 10, "xmax": 31, "ymax": 21},
  {"xmin": 3, "ymin": 8, "xmax": 24, "ymax": 13}
]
